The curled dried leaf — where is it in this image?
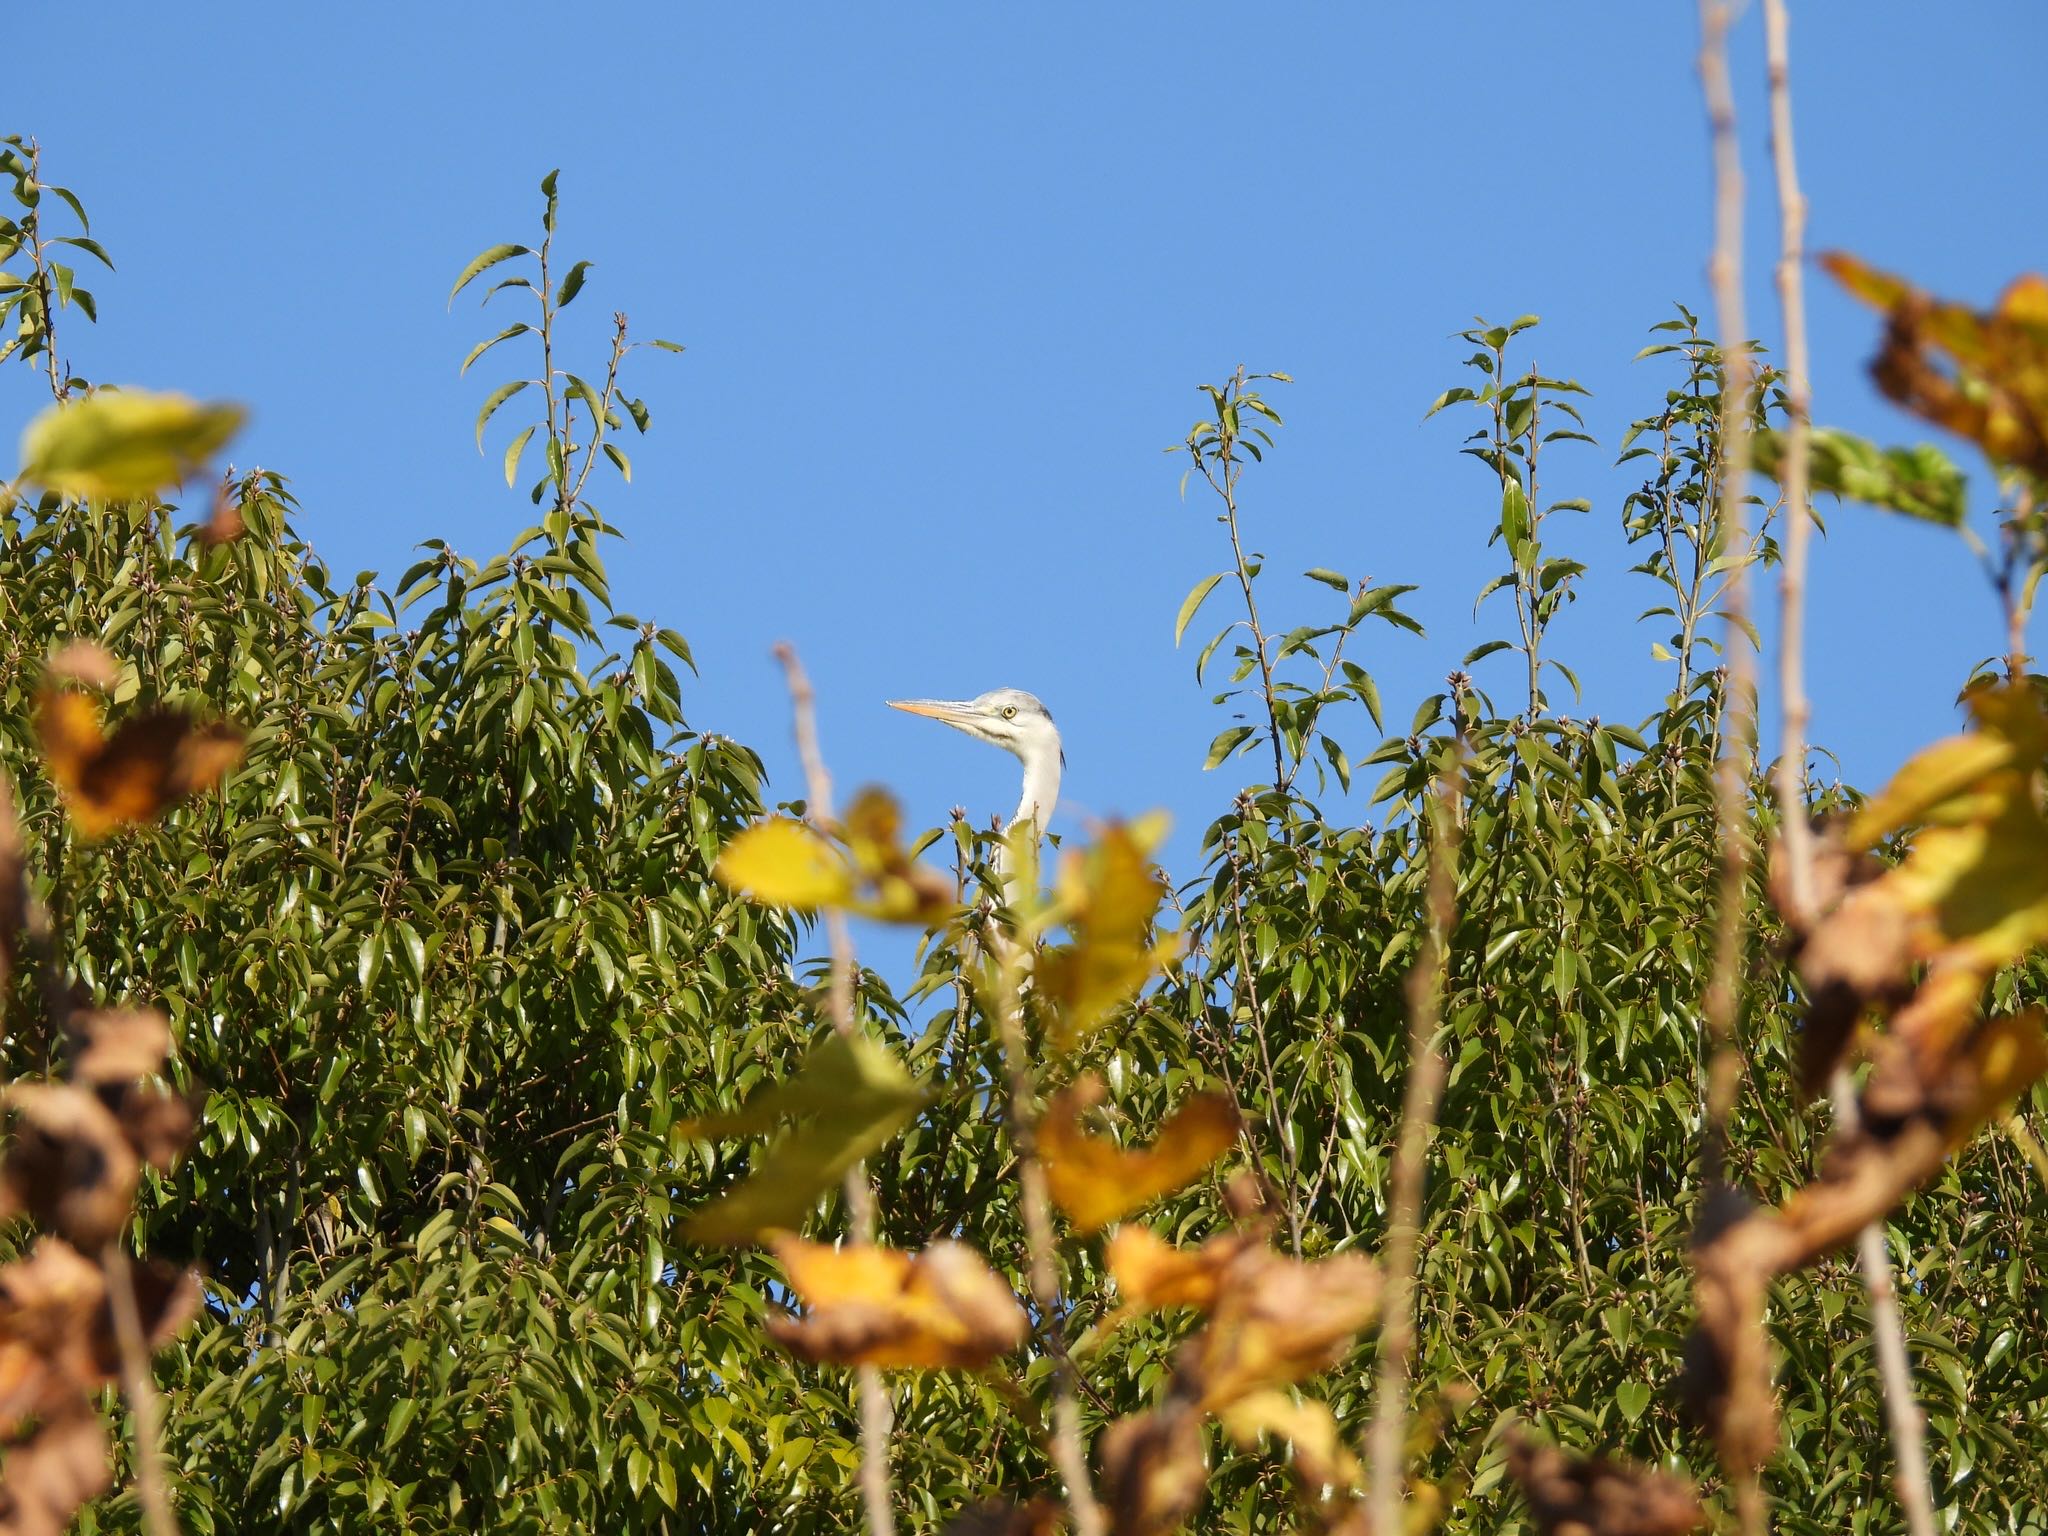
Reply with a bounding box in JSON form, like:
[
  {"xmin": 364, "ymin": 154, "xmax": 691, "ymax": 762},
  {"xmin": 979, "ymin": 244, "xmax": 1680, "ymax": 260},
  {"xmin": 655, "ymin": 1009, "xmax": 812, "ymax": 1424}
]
[
  {"xmin": 36, "ymin": 688, "xmax": 244, "ymax": 839},
  {"xmin": 41, "ymin": 644, "xmax": 118, "ymax": 692},
  {"xmin": 942, "ymin": 1497, "xmax": 1064, "ymax": 1536},
  {"xmin": 1181, "ymin": 1246, "xmax": 1381, "ymax": 1410},
  {"xmin": 1041, "ymin": 1077, "xmax": 1239, "ymax": 1234},
  {"xmin": 1505, "ymin": 1428, "xmax": 1705, "ymax": 1536},
  {"xmin": 0, "ymin": 1408, "xmax": 111, "ymax": 1536},
  {"xmin": 765, "ymin": 1236, "xmax": 1027, "ymax": 1370},
  {"xmin": 1100, "ymin": 1401, "xmax": 1206, "ymax": 1536},
  {"xmin": 68, "ymin": 1008, "xmax": 170, "ymax": 1089},
  {"xmin": 0, "ymin": 1085, "xmax": 140, "ymax": 1250}
]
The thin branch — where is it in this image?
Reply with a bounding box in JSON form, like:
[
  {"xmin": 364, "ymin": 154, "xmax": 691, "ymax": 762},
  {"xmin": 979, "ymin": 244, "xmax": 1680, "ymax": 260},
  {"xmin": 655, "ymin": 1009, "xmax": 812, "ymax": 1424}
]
[
  {"xmin": 771, "ymin": 642, "xmax": 894, "ymax": 1536},
  {"xmin": 1767, "ymin": 8, "xmax": 1940, "ymax": 1531},
  {"xmin": 102, "ymin": 1244, "xmax": 177, "ymax": 1536},
  {"xmin": 1764, "ymin": 0, "xmax": 1817, "ymax": 925},
  {"xmin": 990, "ymin": 957, "xmax": 1106, "ymax": 1536},
  {"xmin": 1368, "ymin": 760, "xmax": 1463, "ymax": 1536},
  {"xmin": 1697, "ymin": 6, "xmax": 1765, "ymax": 1529},
  {"xmin": 1828, "ymin": 1071, "xmax": 1940, "ymax": 1536},
  {"xmin": 1697, "ymin": 0, "xmax": 1759, "ymax": 1195}
]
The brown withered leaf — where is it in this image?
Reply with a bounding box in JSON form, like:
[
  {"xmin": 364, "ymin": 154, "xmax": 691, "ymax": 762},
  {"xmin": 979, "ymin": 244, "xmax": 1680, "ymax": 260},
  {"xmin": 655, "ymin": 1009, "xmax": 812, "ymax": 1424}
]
[
  {"xmin": 941, "ymin": 1497, "xmax": 1064, "ymax": 1536},
  {"xmin": 36, "ymin": 687, "xmax": 245, "ymax": 840},
  {"xmin": 1100, "ymin": 1401, "xmax": 1206, "ymax": 1536},
  {"xmin": 1824, "ymin": 253, "xmax": 2048, "ymax": 481},
  {"xmin": 0, "ymin": 1240, "xmax": 104, "ymax": 1431},
  {"xmin": 0, "ymin": 1409, "xmax": 111, "ymax": 1536},
  {"xmin": 69, "ymin": 1008, "xmax": 170, "ymax": 1088},
  {"xmin": 0, "ymin": 774, "xmax": 23, "ymax": 1005},
  {"xmin": 765, "ymin": 1235, "xmax": 1027, "ymax": 1370},
  {"xmin": 1106, "ymin": 1224, "xmax": 1265, "ymax": 1315},
  {"xmin": 41, "ymin": 643, "xmax": 119, "ymax": 692},
  {"xmin": 1773, "ymin": 826, "xmax": 1919, "ymax": 1094},
  {"xmin": 200, "ymin": 473, "xmax": 245, "ymax": 546},
  {"xmin": 1181, "ymin": 1246, "xmax": 1381, "ymax": 1410},
  {"xmin": 1041, "ymin": 1077, "xmax": 1239, "ymax": 1234},
  {"xmin": 0, "ymin": 1085, "xmax": 140, "ymax": 1250},
  {"xmin": 1505, "ymin": 1428, "xmax": 1705, "ymax": 1536}
]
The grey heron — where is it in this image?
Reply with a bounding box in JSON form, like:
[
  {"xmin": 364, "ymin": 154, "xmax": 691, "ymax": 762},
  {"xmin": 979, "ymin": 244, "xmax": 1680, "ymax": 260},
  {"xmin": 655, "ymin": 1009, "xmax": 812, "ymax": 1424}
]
[{"xmin": 886, "ymin": 689, "xmax": 1064, "ymax": 841}]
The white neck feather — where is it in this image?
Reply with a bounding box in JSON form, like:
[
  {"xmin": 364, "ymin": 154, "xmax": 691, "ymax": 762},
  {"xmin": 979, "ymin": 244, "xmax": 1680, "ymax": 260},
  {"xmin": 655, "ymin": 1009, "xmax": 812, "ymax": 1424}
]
[{"xmin": 1009, "ymin": 746, "xmax": 1062, "ymax": 838}]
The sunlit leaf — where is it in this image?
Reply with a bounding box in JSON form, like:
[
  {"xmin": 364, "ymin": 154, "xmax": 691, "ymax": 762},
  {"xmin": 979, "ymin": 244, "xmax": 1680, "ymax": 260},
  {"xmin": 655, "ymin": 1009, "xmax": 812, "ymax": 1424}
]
[
  {"xmin": 20, "ymin": 390, "xmax": 245, "ymax": 501},
  {"xmin": 714, "ymin": 818, "xmax": 854, "ymax": 909},
  {"xmin": 763, "ymin": 1235, "xmax": 1026, "ymax": 1369},
  {"xmin": 1041, "ymin": 1076, "xmax": 1237, "ymax": 1233}
]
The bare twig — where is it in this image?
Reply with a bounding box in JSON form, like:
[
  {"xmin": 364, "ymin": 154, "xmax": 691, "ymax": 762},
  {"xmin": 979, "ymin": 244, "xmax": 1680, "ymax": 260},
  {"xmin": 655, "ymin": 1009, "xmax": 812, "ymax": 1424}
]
[
  {"xmin": 1368, "ymin": 761, "xmax": 1463, "ymax": 1536},
  {"xmin": 1697, "ymin": 0, "xmax": 1760, "ymax": 1192},
  {"xmin": 1766, "ymin": 9, "xmax": 1940, "ymax": 1531},
  {"xmin": 772, "ymin": 642, "xmax": 894, "ymax": 1536},
  {"xmin": 1764, "ymin": 0, "xmax": 1818, "ymax": 927},
  {"xmin": 102, "ymin": 1244, "xmax": 177, "ymax": 1536},
  {"xmin": 1697, "ymin": 5, "xmax": 1765, "ymax": 1528},
  {"xmin": 989, "ymin": 957, "xmax": 1106, "ymax": 1536},
  {"xmin": 1828, "ymin": 1071, "xmax": 1940, "ymax": 1536}
]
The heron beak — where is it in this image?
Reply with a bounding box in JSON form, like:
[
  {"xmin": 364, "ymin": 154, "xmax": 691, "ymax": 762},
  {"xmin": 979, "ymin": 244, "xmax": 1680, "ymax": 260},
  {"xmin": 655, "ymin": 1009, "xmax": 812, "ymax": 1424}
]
[{"xmin": 888, "ymin": 698, "xmax": 982, "ymax": 733}]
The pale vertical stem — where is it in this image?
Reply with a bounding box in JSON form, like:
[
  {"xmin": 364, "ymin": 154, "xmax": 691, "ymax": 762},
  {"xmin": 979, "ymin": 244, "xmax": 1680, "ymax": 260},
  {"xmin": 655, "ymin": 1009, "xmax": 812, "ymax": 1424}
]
[
  {"xmin": 772, "ymin": 642, "xmax": 894, "ymax": 1536},
  {"xmin": 991, "ymin": 961, "xmax": 1106, "ymax": 1536},
  {"xmin": 1697, "ymin": 6, "xmax": 1765, "ymax": 1528},
  {"xmin": 1767, "ymin": 9, "xmax": 1939, "ymax": 1531},
  {"xmin": 103, "ymin": 1245, "xmax": 178, "ymax": 1536},
  {"xmin": 1697, "ymin": 0, "xmax": 1758, "ymax": 1192},
  {"xmin": 1829, "ymin": 1072, "xmax": 1940, "ymax": 1536},
  {"xmin": 1764, "ymin": 0, "xmax": 1817, "ymax": 924},
  {"xmin": 1368, "ymin": 765, "xmax": 1462, "ymax": 1536}
]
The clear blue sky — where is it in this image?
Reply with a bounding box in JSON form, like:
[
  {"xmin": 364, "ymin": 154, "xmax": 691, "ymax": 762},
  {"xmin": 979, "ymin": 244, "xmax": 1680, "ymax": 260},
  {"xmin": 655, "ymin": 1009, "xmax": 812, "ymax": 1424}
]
[{"xmin": 11, "ymin": 6, "xmax": 2045, "ymax": 967}]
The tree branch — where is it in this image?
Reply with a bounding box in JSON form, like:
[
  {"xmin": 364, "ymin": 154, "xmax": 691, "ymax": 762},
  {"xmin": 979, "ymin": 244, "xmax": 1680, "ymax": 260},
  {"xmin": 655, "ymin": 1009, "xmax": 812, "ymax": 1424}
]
[
  {"xmin": 1368, "ymin": 762, "xmax": 1462, "ymax": 1536},
  {"xmin": 772, "ymin": 642, "xmax": 895, "ymax": 1536}
]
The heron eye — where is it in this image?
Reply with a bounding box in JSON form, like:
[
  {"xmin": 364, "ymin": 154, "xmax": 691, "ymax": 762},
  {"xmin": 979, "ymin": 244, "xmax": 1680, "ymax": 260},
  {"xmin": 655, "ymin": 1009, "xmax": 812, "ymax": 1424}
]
[{"xmin": 1002, "ymin": 706, "xmax": 1017, "ymax": 719}]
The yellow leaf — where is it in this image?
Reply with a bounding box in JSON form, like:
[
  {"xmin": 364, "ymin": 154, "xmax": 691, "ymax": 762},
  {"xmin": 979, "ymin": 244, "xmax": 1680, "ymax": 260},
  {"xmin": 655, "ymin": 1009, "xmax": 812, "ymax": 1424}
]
[
  {"xmin": 714, "ymin": 818, "xmax": 854, "ymax": 909},
  {"xmin": 1106, "ymin": 1225, "xmax": 1263, "ymax": 1315},
  {"xmin": 1037, "ymin": 815, "xmax": 1177, "ymax": 1043},
  {"xmin": 1218, "ymin": 1390, "xmax": 1362, "ymax": 1489},
  {"xmin": 20, "ymin": 389, "xmax": 246, "ymax": 501},
  {"xmin": 765, "ymin": 1235, "xmax": 1027, "ymax": 1369},
  {"xmin": 1945, "ymin": 1011, "xmax": 2048, "ymax": 1151},
  {"xmin": 1041, "ymin": 1076, "xmax": 1238, "ymax": 1234}
]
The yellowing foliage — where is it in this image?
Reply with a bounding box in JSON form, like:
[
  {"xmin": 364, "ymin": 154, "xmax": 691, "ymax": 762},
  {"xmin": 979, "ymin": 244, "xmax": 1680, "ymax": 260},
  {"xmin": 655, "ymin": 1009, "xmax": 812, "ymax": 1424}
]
[
  {"xmin": 19, "ymin": 389, "xmax": 246, "ymax": 501},
  {"xmin": 1040, "ymin": 1076, "xmax": 1238, "ymax": 1234},
  {"xmin": 764, "ymin": 1235, "xmax": 1027, "ymax": 1370}
]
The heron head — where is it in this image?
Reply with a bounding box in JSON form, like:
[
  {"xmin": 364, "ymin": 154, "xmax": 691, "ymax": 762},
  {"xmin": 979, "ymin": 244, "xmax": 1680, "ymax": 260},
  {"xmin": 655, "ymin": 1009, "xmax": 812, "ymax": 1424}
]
[{"xmin": 887, "ymin": 688, "xmax": 1062, "ymax": 763}]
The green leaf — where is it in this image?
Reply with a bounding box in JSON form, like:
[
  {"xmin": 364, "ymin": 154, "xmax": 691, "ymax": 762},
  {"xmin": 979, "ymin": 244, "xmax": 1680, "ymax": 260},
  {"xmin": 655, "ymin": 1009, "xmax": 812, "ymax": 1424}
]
[
  {"xmin": 1175, "ymin": 573, "xmax": 1228, "ymax": 647},
  {"xmin": 503, "ymin": 424, "xmax": 537, "ymax": 488},
  {"xmin": 448, "ymin": 243, "xmax": 532, "ymax": 305},
  {"xmin": 475, "ymin": 379, "xmax": 531, "ymax": 450},
  {"xmin": 460, "ymin": 322, "xmax": 532, "ymax": 376},
  {"xmin": 1304, "ymin": 567, "xmax": 1349, "ymax": 591},
  {"xmin": 1204, "ymin": 725, "xmax": 1254, "ymax": 770},
  {"xmin": 1754, "ymin": 426, "xmax": 1967, "ymax": 528},
  {"xmin": 680, "ymin": 1034, "xmax": 927, "ymax": 1244},
  {"xmin": 556, "ymin": 260, "xmax": 593, "ymax": 308}
]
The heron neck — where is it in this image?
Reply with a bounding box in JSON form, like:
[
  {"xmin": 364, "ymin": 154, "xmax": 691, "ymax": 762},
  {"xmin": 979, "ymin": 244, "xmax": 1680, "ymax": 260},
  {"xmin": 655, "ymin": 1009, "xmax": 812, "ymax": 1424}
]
[{"xmin": 1008, "ymin": 748, "xmax": 1061, "ymax": 838}]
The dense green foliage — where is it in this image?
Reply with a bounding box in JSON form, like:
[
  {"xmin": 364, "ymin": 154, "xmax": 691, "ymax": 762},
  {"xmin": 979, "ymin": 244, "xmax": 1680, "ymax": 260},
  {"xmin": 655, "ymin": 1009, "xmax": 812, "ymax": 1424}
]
[{"xmin": 2, "ymin": 144, "xmax": 2045, "ymax": 1536}]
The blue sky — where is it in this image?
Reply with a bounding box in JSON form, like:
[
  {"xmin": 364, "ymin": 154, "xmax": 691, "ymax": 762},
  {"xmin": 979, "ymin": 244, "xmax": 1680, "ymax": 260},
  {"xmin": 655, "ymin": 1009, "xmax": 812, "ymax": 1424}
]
[{"xmin": 10, "ymin": 5, "xmax": 2045, "ymax": 975}]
